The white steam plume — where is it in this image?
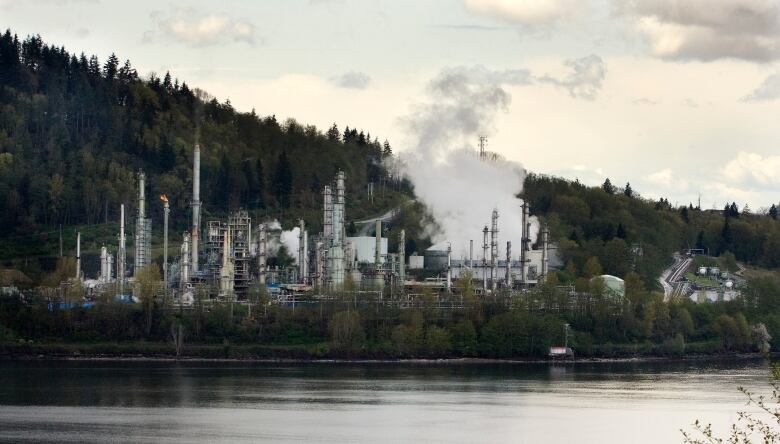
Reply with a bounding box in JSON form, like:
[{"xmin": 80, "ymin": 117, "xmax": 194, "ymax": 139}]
[
  {"xmin": 400, "ymin": 66, "xmax": 535, "ymax": 259},
  {"xmin": 263, "ymin": 219, "xmax": 300, "ymax": 263}
]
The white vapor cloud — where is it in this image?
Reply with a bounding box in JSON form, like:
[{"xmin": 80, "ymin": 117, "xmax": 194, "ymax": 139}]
[
  {"xmin": 537, "ymin": 55, "xmax": 606, "ymax": 100},
  {"xmin": 400, "ymin": 66, "xmax": 533, "ymax": 258},
  {"xmin": 742, "ymin": 73, "xmax": 780, "ymax": 101},
  {"xmin": 464, "ymin": 0, "xmax": 570, "ymax": 27},
  {"xmin": 331, "ymin": 71, "xmax": 372, "ymax": 89},
  {"xmin": 619, "ymin": 0, "xmax": 780, "ymax": 62},
  {"xmin": 145, "ymin": 9, "xmax": 258, "ymax": 47}
]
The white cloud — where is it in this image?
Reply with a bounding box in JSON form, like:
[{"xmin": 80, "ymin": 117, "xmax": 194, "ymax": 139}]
[
  {"xmin": 330, "ymin": 71, "xmax": 372, "ymax": 89},
  {"xmin": 464, "ymin": 0, "xmax": 569, "ymax": 27},
  {"xmin": 146, "ymin": 9, "xmax": 258, "ymax": 47},
  {"xmin": 721, "ymin": 151, "xmax": 780, "ymax": 188},
  {"xmin": 620, "ymin": 0, "xmax": 780, "ymax": 62},
  {"xmin": 742, "ymin": 73, "xmax": 780, "ymax": 101}
]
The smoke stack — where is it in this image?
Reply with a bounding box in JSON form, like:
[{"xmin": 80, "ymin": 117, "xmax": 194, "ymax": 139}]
[
  {"xmin": 258, "ymin": 223, "xmax": 267, "ymax": 285},
  {"xmin": 135, "ymin": 170, "xmax": 151, "ymax": 269},
  {"xmin": 520, "ymin": 200, "xmax": 528, "ymax": 284},
  {"xmin": 100, "ymin": 245, "xmax": 108, "ymax": 283},
  {"xmin": 490, "ymin": 209, "xmax": 498, "ymax": 292},
  {"xmin": 541, "ymin": 226, "xmax": 549, "ymax": 282},
  {"xmin": 505, "ymin": 241, "xmax": 512, "ymax": 288},
  {"xmin": 469, "ymin": 239, "xmax": 474, "ymax": 268},
  {"xmin": 191, "ymin": 143, "xmax": 201, "ymax": 273},
  {"xmin": 75, "ymin": 231, "xmax": 81, "ymax": 280},
  {"xmin": 118, "ymin": 204, "xmax": 126, "ymax": 296},
  {"xmin": 162, "ymin": 196, "xmax": 169, "ymax": 289},
  {"xmin": 399, "ymin": 229, "xmax": 406, "ymax": 290},
  {"xmin": 299, "ymin": 219, "xmax": 306, "ymax": 284},
  {"xmin": 446, "ymin": 243, "xmax": 452, "ymax": 292},
  {"xmin": 181, "ymin": 232, "xmax": 191, "ymax": 287},
  {"xmin": 375, "ymin": 219, "xmax": 382, "ymax": 269},
  {"xmin": 482, "ymin": 225, "xmax": 488, "ymax": 293},
  {"xmin": 303, "ymin": 230, "xmax": 308, "ymax": 283}
]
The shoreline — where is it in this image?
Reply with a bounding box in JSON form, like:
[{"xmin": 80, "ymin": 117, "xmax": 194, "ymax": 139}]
[{"xmin": 2, "ymin": 349, "xmax": 773, "ymax": 365}]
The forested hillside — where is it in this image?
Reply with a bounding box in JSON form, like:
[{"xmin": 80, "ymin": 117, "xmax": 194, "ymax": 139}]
[
  {"xmin": 524, "ymin": 175, "xmax": 780, "ymax": 286},
  {"xmin": 0, "ymin": 30, "xmax": 410, "ymax": 253}
]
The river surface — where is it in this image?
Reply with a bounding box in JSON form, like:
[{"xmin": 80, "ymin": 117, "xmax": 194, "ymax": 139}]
[{"xmin": 0, "ymin": 358, "xmax": 773, "ymax": 443}]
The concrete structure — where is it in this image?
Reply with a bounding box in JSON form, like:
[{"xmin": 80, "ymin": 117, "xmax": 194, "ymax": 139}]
[
  {"xmin": 75, "ymin": 231, "xmax": 81, "ymax": 280},
  {"xmin": 99, "ymin": 246, "xmax": 113, "ymax": 284}
]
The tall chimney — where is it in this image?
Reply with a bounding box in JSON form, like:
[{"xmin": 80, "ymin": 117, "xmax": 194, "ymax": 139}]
[
  {"xmin": 375, "ymin": 219, "xmax": 382, "ymax": 269},
  {"xmin": 299, "ymin": 219, "xmax": 306, "ymax": 284},
  {"xmin": 162, "ymin": 197, "xmax": 169, "ymax": 289},
  {"xmin": 181, "ymin": 232, "xmax": 190, "ymax": 287},
  {"xmin": 482, "ymin": 225, "xmax": 488, "ymax": 293},
  {"xmin": 258, "ymin": 223, "xmax": 267, "ymax": 285},
  {"xmin": 505, "ymin": 241, "xmax": 512, "ymax": 288},
  {"xmin": 191, "ymin": 144, "xmax": 201, "ymax": 273},
  {"xmin": 446, "ymin": 243, "xmax": 452, "ymax": 292},
  {"xmin": 469, "ymin": 239, "xmax": 474, "ymax": 268},
  {"xmin": 520, "ymin": 200, "xmax": 528, "ymax": 284},
  {"xmin": 398, "ymin": 229, "xmax": 406, "ymax": 290},
  {"xmin": 490, "ymin": 209, "xmax": 499, "ymax": 292},
  {"xmin": 118, "ymin": 204, "xmax": 126, "ymax": 296},
  {"xmin": 75, "ymin": 231, "xmax": 81, "ymax": 280},
  {"xmin": 541, "ymin": 226, "xmax": 549, "ymax": 282}
]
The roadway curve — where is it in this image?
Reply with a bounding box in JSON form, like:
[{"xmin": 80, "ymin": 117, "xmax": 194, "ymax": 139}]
[{"xmin": 355, "ymin": 200, "xmax": 414, "ymax": 236}]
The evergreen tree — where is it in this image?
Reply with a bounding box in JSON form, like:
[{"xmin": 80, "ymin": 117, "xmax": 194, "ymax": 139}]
[
  {"xmin": 769, "ymin": 204, "xmax": 778, "ymax": 220},
  {"xmin": 624, "ymin": 182, "xmax": 633, "ymax": 198},
  {"xmin": 602, "ymin": 178, "xmax": 615, "ymax": 194},
  {"xmin": 680, "ymin": 207, "xmax": 689, "ymax": 223},
  {"xmin": 382, "ymin": 140, "xmax": 392, "ymax": 158},
  {"xmin": 274, "ymin": 151, "xmax": 293, "ymax": 208},
  {"xmin": 722, "ymin": 219, "xmax": 733, "ymax": 253},
  {"xmin": 102, "ymin": 52, "xmax": 119, "ymax": 81},
  {"xmin": 616, "ymin": 223, "xmax": 627, "ymax": 239},
  {"xmin": 326, "ymin": 123, "xmax": 340, "ymax": 141},
  {"xmin": 255, "ymin": 158, "xmax": 266, "ymax": 208}
]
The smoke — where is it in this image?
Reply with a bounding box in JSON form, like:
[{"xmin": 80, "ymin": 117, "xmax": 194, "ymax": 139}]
[
  {"xmin": 262, "ymin": 219, "xmax": 300, "ymax": 263},
  {"xmin": 399, "ymin": 66, "xmax": 536, "ymax": 259}
]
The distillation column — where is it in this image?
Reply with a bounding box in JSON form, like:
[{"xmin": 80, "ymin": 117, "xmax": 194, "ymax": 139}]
[
  {"xmin": 191, "ymin": 144, "xmax": 201, "ymax": 273},
  {"xmin": 490, "ymin": 209, "xmax": 499, "ymax": 292}
]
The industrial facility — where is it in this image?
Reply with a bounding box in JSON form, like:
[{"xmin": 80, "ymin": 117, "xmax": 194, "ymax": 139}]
[{"xmin": 61, "ymin": 141, "xmax": 562, "ymax": 309}]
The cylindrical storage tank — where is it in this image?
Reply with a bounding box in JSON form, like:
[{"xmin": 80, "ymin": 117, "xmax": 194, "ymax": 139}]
[
  {"xmin": 698, "ymin": 266, "xmax": 707, "ymax": 275},
  {"xmin": 709, "ymin": 267, "xmax": 720, "ymax": 276},
  {"xmin": 725, "ymin": 280, "xmax": 734, "ymax": 289},
  {"xmin": 424, "ymin": 249, "xmax": 449, "ymax": 271}
]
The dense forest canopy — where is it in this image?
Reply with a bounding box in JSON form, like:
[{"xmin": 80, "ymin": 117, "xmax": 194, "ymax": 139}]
[
  {"xmin": 0, "ymin": 30, "xmax": 409, "ymax": 245},
  {"xmin": 524, "ymin": 174, "xmax": 780, "ymax": 287}
]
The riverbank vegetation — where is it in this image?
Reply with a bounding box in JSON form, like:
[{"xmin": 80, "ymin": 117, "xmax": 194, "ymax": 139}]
[{"xmin": 3, "ymin": 269, "xmax": 780, "ymax": 360}]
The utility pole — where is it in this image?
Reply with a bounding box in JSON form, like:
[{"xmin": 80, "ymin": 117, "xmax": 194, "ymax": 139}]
[{"xmin": 478, "ymin": 136, "xmax": 488, "ymax": 161}]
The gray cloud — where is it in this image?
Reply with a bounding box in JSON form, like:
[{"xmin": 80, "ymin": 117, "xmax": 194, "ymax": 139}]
[
  {"xmin": 330, "ymin": 71, "xmax": 372, "ymax": 89},
  {"xmin": 619, "ymin": 0, "xmax": 780, "ymax": 62},
  {"xmin": 537, "ymin": 55, "xmax": 606, "ymax": 100},
  {"xmin": 742, "ymin": 73, "xmax": 780, "ymax": 102},
  {"xmin": 145, "ymin": 8, "xmax": 258, "ymax": 47}
]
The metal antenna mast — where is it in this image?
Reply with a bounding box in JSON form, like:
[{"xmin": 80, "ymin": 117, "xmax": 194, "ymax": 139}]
[{"xmin": 478, "ymin": 136, "xmax": 488, "ymax": 161}]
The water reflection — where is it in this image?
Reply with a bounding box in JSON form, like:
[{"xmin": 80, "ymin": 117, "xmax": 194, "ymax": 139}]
[{"xmin": 0, "ymin": 359, "xmax": 770, "ymax": 443}]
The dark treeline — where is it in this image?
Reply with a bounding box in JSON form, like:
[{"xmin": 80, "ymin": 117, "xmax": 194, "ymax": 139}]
[
  {"xmin": 0, "ymin": 30, "xmax": 409, "ymax": 242},
  {"xmin": 524, "ymin": 175, "xmax": 780, "ymax": 286}
]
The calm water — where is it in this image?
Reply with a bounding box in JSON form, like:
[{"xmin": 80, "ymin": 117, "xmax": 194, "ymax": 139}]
[{"xmin": 0, "ymin": 358, "xmax": 772, "ymax": 443}]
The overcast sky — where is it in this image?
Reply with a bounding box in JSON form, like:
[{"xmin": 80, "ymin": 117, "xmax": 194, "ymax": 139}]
[{"xmin": 3, "ymin": 0, "xmax": 780, "ymax": 210}]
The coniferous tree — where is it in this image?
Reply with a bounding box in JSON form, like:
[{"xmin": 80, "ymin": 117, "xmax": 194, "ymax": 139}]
[
  {"xmin": 624, "ymin": 182, "xmax": 633, "ymax": 198},
  {"xmin": 255, "ymin": 158, "xmax": 266, "ymax": 208},
  {"xmin": 382, "ymin": 140, "xmax": 392, "ymax": 158},
  {"xmin": 602, "ymin": 178, "xmax": 615, "ymax": 194},
  {"xmin": 274, "ymin": 151, "xmax": 293, "ymax": 208},
  {"xmin": 769, "ymin": 204, "xmax": 778, "ymax": 220},
  {"xmin": 326, "ymin": 123, "xmax": 340, "ymax": 141}
]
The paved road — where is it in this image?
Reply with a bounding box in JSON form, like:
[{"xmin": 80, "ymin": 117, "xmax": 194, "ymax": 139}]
[
  {"xmin": 355, "ymin": 200, "xmax": 414, "ymax": 236},
  {"xmin": 659, "ymin": 254, "xmax": 691, "ymax": 300}
]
